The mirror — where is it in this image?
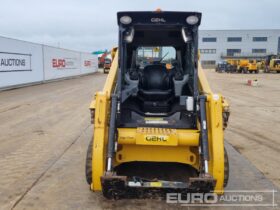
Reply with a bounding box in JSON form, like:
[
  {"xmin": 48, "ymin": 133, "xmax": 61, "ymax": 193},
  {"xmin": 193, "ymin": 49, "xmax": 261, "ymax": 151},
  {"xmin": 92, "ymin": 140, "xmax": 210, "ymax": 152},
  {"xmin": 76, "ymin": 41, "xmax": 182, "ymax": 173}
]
[
  {"xmin": 181, "ymin": 28, "xmax": 192, "ymax": 43},
  {"xmin": 124, "ymin": 27, "xmax": 134, "ymax": 43}
]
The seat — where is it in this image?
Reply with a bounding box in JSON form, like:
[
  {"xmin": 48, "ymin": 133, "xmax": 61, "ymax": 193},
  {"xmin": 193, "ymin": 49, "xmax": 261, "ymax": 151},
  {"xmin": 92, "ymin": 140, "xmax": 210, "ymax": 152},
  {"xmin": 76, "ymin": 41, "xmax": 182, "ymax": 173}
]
[{"xmin": 138, "ymin": 64, "xmax": 173, "ymax": 100}]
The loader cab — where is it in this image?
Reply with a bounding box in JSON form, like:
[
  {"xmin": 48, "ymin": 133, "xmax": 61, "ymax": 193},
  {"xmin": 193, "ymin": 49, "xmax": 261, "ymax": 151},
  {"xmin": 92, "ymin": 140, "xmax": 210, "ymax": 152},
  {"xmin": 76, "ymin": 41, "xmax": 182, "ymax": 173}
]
[{"xmin": 117, "ymin": 11, "xmax": 201, "ymax": 129}]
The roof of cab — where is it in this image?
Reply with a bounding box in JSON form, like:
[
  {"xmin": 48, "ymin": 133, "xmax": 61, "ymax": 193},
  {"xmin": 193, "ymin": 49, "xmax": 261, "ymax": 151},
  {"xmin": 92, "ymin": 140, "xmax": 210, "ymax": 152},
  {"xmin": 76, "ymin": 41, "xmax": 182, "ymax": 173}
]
[{"xmin": 117, "ymin": 11, "xmax": 202, "ymax": 27}]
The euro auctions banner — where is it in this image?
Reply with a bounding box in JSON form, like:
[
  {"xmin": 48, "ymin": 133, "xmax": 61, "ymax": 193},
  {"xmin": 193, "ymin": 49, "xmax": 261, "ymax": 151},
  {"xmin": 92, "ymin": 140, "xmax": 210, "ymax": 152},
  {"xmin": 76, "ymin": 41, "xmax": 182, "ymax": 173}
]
[
  {"xmin": 0, "ymin": 36, "xmax": 44, "ymax": 88},
  {"xmin": 52, "ymin": 57, "xmax": 79, "ymax": 70},
  {"xmin": 0, "ymin": 36, "xmax": 97, "ymax": 89},
  {"xmin": 43, "ymin": 46, "xmax": 81, "ymax": 80},
  {"xmin": 0, "ymin": 52, "xmax": 32, "ymax": 72},
  {"xmin": 80, "ymin": 53, "xmax": 98, "ymax": 74}
]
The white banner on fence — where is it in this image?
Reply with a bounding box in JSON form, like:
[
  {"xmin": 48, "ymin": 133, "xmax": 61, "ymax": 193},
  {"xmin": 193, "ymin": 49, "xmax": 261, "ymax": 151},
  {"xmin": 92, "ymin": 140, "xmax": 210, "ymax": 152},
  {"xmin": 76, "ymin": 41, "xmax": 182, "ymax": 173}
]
[
  {"xmin": 0, "ymin": 36, "xmax": 98, "ymax": 89},
  {"xmin": 43, "ymin": 46, "xmax": 81, "ymax": 80},
  {"xmin": 80, "ymin": 53, "xmax": 98, "ymax": 74},
  {"xmin": 0, "ymin": 36, "xmax": 44, "ymax": 88}
]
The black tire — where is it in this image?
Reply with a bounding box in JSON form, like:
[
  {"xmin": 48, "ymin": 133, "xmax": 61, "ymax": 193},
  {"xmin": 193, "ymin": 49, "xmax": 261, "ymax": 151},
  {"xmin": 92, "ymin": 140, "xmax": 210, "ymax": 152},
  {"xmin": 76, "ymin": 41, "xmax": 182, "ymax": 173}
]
[
  {"xmin": 85, "ymin": 138, "xmax": 93, "ymax": 185},
  {"xmin": 224, "ymin": 147, "xmax": 229, "ymax": 187},
  {"xmin": 243, "ymin": 68, "xmax": 248, "ymax": 74},
  {"xmin": 277, "ymin": 71, "xmax": 280, "ymax": 73}
]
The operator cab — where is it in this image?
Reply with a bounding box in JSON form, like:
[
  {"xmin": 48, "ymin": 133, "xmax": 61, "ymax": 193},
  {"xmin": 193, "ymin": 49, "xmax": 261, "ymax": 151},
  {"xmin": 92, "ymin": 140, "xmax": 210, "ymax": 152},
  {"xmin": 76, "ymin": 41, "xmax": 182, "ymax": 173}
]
[{"xmin": 117, "ymin": 11, "xmax": 201, "ymax": 129}]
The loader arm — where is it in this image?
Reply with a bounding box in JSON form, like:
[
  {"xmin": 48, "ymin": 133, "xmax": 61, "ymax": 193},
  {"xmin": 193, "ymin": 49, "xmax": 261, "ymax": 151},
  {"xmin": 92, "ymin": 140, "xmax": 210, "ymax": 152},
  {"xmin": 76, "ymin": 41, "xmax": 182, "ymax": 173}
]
[
  {"xmin": 89, "ymin": 49, "xmax": 119, "ymax": 190},
  {"xmin": 198, "ymin": 62, "xmax": 230, "ymax": 129}
]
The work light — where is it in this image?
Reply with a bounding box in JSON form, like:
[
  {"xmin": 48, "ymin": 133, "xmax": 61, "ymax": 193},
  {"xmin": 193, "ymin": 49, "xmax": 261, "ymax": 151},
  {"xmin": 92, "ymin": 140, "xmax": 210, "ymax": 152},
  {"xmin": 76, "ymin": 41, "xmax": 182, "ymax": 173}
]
[
  {"xmin": 120, "ymin": 16, "xmax": 132, "ymax": 24},
  {"xmin": 186, "ymin": 15, "xmax": 199, "ymax": 25}
]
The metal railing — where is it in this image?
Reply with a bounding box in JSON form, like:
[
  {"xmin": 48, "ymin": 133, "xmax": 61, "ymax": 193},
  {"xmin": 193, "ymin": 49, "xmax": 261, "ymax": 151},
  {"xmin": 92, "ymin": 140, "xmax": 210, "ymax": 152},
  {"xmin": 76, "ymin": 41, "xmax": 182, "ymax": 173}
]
[{"xmin": 220, "ymin": 52, "xmax": 273, "ymax": 59}]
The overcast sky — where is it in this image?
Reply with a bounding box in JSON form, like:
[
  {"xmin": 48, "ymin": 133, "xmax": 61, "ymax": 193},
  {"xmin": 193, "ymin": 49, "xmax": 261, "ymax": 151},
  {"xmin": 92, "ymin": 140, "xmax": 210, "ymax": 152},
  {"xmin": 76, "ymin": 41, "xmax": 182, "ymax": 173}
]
[{"xmin": 0, "ymin": 0, "xmax": 279, "ymax": 52}]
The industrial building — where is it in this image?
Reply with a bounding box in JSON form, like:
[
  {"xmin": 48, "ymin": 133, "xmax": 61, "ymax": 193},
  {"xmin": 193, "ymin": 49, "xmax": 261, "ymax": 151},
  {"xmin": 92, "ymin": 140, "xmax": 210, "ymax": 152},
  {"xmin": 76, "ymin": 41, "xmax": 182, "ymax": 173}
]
[{"xmin": 199, "ymin": 29, "xmax": 280, "ymax": 68}]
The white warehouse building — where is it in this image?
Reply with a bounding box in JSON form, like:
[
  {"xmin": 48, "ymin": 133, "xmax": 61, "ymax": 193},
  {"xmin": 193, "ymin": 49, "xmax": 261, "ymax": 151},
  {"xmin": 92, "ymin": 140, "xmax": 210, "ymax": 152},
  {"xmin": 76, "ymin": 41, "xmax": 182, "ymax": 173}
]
[{"xmin": 198, "ymin": 29, "xmax": 280, "ymax": 68}]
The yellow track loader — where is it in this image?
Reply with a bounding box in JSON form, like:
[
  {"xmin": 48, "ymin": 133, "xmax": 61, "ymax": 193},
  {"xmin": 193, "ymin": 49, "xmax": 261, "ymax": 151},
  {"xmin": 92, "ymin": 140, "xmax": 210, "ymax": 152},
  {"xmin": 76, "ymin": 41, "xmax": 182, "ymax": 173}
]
[
  {"xmin": 265, "ymin": 54, "xmax": 280, "ymax": 73},
  {"xmin": 86, "ymin": 11, "xmax": 230, "ymax": 199}
]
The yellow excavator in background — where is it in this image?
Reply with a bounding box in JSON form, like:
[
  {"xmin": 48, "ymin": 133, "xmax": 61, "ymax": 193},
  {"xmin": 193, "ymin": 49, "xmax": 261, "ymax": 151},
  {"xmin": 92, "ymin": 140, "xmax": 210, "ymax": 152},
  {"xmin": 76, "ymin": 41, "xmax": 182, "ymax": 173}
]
[
  {"xmin": 86, "ymin": 11, "xmax": 230, "ymax": 199},
  {"xmin": 237, "ymin": 59, "xmax": 259, "ymax": 73}
]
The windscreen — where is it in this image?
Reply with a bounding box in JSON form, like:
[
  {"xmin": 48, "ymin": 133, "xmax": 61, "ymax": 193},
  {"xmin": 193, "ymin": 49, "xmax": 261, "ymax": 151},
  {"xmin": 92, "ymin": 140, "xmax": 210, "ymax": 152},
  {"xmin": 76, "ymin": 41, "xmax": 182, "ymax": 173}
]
[
  {"xmin": 136, "ymin": 46, "xmax": 176, "ymax": 69},
  {"xmin": 105, "ymin": 59, "xmax": 111, "ymax": 64},
  {"xmin": 274, "ymin": 59, "xmax": 280, "ymax": 65}
]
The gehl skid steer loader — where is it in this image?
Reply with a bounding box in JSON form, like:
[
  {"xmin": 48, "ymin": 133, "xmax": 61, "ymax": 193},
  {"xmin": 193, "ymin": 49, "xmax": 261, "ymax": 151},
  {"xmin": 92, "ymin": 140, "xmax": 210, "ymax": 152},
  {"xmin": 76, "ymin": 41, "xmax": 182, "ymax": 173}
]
[{"xmin": 86, "ymin": 11, "xmax": 230, "ymax": 199}]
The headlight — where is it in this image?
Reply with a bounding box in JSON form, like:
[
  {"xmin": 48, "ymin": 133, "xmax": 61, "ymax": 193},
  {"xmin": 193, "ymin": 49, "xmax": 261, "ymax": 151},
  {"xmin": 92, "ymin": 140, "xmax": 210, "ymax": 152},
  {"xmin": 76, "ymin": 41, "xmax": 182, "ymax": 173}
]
[
  {"xmin": 120, "ymin": 16, "xmax": 132, "ymax": 25},
  {"xmin": 186, "ymin": 15, "xmax": 199, "ymax": 25}
]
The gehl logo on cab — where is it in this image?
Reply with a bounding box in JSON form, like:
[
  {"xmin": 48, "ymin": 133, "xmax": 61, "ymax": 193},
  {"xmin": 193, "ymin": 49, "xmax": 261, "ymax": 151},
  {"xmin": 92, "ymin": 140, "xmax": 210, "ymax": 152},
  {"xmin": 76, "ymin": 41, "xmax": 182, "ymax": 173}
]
[
  {"xmin": 151, "ymin": 18, "xmax": 166, "ymax": 23},
  {"xmin": 145, "ymin": 135, "xmax": 168, "ymax": 142}
]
